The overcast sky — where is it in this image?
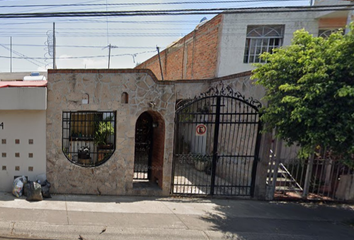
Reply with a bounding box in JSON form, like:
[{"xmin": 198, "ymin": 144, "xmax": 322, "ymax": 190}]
[{"xmin": 0, "ymin": 0, "xmax": 309, "ymax": 72}]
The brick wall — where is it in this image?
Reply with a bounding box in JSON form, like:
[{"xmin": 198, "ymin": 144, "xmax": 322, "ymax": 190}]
[{"xmin": 136, "ymin": 15, "xmax": 223, "ymax": 80}]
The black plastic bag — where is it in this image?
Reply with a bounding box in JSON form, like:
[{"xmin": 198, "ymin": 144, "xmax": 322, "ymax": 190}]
[
  {"xmin": 26, "ymin": 182, "xmax": 43, "ymax": 201},
  {"xmin": 41, "ymin": 180, "xmax": 51, "ymax": 198},
  {"xmin": 23, "ymin": 181, "xmax": 31, "ymax": 197}
]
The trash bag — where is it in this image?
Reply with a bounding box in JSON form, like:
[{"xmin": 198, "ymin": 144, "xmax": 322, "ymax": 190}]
[
  {"xmin": 12, "ymin": 176, "xmax": 27, "ymax": 198},
  {"xmin": 41, "ymin": 180, "xmax": 51, "ymax": 198},
  {"xmin": 23, "ymin": 182, "xmax": 31, "ymax": 197},
  {"xmin": 26, "ymin": 181, "xmax": 43, "ymax": 201},
  {"xmin": 36, "ymin": 173, "xmax": 46, "ymax": 184}
]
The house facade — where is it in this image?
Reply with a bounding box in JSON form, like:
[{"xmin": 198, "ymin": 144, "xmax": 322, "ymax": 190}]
[
  {"xmin": 46, "ymin": 69, "xmax": 267, "ymax": 197},
  {"xmin": 2, "ymin": 68, "xmax": 352, "ymax": 200},
  {"xmin": 136, "ymin": 0, "xmax": 352, "ymax": 80},
  {"xmin": 0, "ymin": 78, "xmax": 47, "ymax": 191}
]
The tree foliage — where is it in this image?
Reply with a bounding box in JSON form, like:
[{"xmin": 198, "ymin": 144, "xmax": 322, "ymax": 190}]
[{"xmin": 252, "ymin": 24, "xmax": 354, "ymax": 160}]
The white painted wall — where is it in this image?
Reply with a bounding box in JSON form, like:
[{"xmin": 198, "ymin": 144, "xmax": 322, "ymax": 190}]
[
  {"xmin": 217, "ymin": 12, "xmax": 321, "ymax": 77},
  {"xmin": 0, "ymin": 110, "xmax": 46, "ymax": 192},
  {"xmin": 0, "ymin": 72, "xmax": 47, "ymax": 81},
  {"xmin": 314, "ymin": 0, "xmax": 351, "ymax": 6},
  {"xmin": 0, "ymin": 87, "xmax": 47, "ymax": 110}
]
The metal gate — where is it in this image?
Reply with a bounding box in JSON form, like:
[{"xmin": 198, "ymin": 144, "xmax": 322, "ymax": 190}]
[
  {"xmin": 172, "ymin": 84, "xmax": 262, "ymax": 196},
  {"xmin": 267, "ymin": 138, "xmax": 354, "ymax": 201},
  {"xmin": 134, "ymin": 112, "xmax": 153, "ymax": 180}
]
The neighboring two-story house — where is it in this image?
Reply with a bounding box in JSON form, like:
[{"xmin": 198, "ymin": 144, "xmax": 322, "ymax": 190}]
[{"xmin": 136, "ymin": 0, "xmax": 353, "ymax": 80}]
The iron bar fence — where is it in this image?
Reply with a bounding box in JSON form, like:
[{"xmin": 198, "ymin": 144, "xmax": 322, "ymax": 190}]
[{"xmin": 267, "ymin": 137, "xmax": 354, "ymax": 201}]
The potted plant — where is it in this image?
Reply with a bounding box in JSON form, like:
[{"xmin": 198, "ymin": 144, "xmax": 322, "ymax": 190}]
[
  {"xmin": 78, "ymin": 146, "xmax": 90, "ymax": 159},
  {"xmin": 194, "ymin": 154, "xmax": 211, "ymax": 172},
  {"xmin": 94, "ymin": 121, "xmax": 114, "ymax": 148},
  {"xmin": 94, "ymin": 120, "xmax": 114, "ymax": 162}
]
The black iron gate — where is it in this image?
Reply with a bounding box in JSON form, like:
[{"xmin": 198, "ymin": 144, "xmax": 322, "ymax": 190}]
[{"xmin": 172, "ymin": 84, "xmax": 262, "ymax": 196}]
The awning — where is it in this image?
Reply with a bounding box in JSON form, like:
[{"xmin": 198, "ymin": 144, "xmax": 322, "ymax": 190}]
[{"xmin": 0, "ymin": 80, "xmax": 47, "ymax": 88}]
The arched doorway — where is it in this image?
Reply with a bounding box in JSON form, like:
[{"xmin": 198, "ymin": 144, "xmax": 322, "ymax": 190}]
[
  {"xmin": 134, "ymin": 111, "xmax": 165, "ymax": 188},
  {"xmin": 134, "ymin": 112, "xmax": 153, "ymax": 181}
]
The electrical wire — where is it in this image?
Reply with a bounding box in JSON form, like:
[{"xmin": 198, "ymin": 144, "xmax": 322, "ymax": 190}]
[
  {"xmin": 0, "ymin": 19, "xmax": 198, "ymax": 26},
  {"xmin": 0, "ymin": 43, "xmax": 156, "ymax": 49},
  {"xmin": 0, "ymin": 5, "xmax": 351, "ymax": 18},
  {"xmin": 0, "ymin": 1, "xmax": 309, "ymax": 9},
  {"xmin": 0, "ymin": 44, "xmax": 45, "ymax": 67},
  {"xmin": 0, "ymin": 50, "xmax": 156, "ymax": 60}
]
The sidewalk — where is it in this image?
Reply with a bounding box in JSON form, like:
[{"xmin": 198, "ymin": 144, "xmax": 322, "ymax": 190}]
[{"xmin": 0, "ymin": 192, "xmax": 353, "ymax": 240}]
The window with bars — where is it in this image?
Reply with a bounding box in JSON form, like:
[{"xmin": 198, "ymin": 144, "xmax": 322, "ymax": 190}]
[
  {"xmin": 243, "ymin": 25, "xmax": 284, "ymax": 64},
  {"xmin": 62, "ymin": 111, "xmax": 116, "ymax": 167},
  {"xmin": 318, "ymin": 29, "xmax": 342, "ymax": 38}
]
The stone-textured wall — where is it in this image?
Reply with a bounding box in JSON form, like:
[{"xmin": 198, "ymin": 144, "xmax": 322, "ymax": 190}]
[
  {"xmin": 46, "ymin": 69, "xmax": 265, "ymax": 196},
  {"xmin": 174, "ymin": 72, "xmax": 265, "ymax": 103},
  {"xmin": 46, "ymin": 69, "xmax": 175, "ymax": 196}
]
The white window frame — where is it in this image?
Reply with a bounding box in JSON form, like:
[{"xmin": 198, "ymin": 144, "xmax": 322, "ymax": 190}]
[
  {"xmin": 243, "ymin": 25, "xmax": 284, "ymax": 64},
  {"xmin": 318, "ymin": 29, "xmax": 342, "ymax": 38}
]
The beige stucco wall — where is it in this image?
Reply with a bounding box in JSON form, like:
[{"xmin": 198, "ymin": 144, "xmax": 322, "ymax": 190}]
[
  {"xmin": 46, "ymin": 69, "xmax": 265, "ymax": 196},
  {"xmin": 174, "ymin": 73, "xmax": 266, "ymax": 104},
  {"xmin": 46, "ymin": 69, "xmax": 176, "ymax": 196},
  {"xmin": 0, "ymin": 87, "xmax": 47, "ymax": 110},
  {"xmin": 0, "ymin": 110, "xmax": 46, "ymax": 191}
]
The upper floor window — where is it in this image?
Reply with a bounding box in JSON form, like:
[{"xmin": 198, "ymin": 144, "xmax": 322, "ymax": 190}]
[
  {"xmin": 318, "ymin": 29, "xmax": 342, "ymax": 38},
  {"xmin": 243, "ymin": 25, "xmax": 284, "ymax": 64},
  {"xmin": 62, "ymin": 111, "xmax": 116, "ymax": 167}
]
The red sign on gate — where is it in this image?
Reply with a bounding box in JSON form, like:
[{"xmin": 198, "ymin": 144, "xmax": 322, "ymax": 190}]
[{"xmin": 196, "ymin": 124, "xmax": 207, "ymax": 136}]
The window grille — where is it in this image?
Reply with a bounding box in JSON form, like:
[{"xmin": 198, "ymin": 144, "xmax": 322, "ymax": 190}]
[
  {"xmin": 318, "ymin": 29, "xmax": 342, "ymax": 38},
  {"xmin": 62, "ymin": 111, "xmax": 116, "ymax": 167},
  {"xmin": 243, "ymin": 25, "xmax": 284, "ymax": 64}
]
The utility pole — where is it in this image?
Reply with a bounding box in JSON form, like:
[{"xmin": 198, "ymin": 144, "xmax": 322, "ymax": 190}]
[
  {"xmin": 10, "ymin": 37, "xmax": 12, "ymax": 73},
  {"xmin": 104, "ymin": 44, "xmax": 118, "ymax": 69},
  {"xmin": 53, "ymin": 22, "xmax": 56, "ymax": 69},
  {"xmin": 156, "ymin": 46, "xmax": 164, "ymax": 81},
  {"xmin": 108, "ymin": 44, "xmax": 111, "ymax": 69}
]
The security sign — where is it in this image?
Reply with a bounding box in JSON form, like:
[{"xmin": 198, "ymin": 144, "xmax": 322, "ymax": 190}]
[{"xmin": 196, "ymin": 124, "xmax": 207, "ymax": 136}]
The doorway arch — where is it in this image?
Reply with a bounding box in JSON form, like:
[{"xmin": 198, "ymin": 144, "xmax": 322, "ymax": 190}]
[{"xmin": 134, "ymin": 111, "xmax": 165, "ymax": 188}]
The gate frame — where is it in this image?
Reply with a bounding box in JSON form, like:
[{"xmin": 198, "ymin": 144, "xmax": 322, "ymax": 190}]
[{"xmin": 171, "ymin": 83, "xmax": 263, "ymax": 196}]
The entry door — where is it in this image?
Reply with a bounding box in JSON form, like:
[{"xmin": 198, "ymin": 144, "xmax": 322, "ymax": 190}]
[{"xmin": 134, "ymin": 112, "xmax": 153, "ymax": 180}]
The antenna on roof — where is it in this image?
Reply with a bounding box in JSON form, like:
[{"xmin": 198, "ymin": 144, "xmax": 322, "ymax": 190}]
[
  {"xmin": 200, "ymin": 17, "xmax": 207, "ymax": 23},
  {"xmin": 195, "ymin": 17, "xmax": 208, "ymax": 30}
]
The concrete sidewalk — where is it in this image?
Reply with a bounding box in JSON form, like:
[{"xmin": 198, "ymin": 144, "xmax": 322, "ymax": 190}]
[{"xmin": 0, "ymin": 192, "xmax": 353, "ymax": 240}]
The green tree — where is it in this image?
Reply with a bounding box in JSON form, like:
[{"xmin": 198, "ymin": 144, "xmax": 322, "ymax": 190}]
[{"xmin": 252, "ymin": 24, "xmax": 354, "ymax": 162}]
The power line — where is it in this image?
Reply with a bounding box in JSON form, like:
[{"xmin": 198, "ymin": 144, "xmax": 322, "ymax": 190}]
[
  {"xmin": 0, "ymin": 5, "xmax": 351, "ymax": 18},
  {"xmin": 0, "ymin": 44, "xmax": 45, "ymax": 67},
  {"xmin": 0, "ymin": 1, "xmax": 308, "ymax": 9},
  {"xmin": 0, "ymin": 33, "xmax": 184, "ymax": 37},
  {"xmin": 0, "ymin": 43, "xmax": 156, "ymax": 49},
  {"xmin": 0, "ymin": 19, "xmax": 198, "ymax": 25},
  {"xmin": 0, "ymin": 27, "xmax": 188, "ymax": 31},
  {"xmin": 0, "ymin": 50, "xmax": 157, "ymax": 60}
]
